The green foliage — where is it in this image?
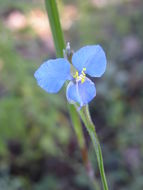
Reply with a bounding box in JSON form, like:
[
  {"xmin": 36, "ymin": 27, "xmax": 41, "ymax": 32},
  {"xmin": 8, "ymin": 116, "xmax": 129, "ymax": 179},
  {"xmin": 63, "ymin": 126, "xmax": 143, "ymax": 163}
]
[{"xmin": 0, "ymin": 14, "xmax": 71, "ymax": 159}]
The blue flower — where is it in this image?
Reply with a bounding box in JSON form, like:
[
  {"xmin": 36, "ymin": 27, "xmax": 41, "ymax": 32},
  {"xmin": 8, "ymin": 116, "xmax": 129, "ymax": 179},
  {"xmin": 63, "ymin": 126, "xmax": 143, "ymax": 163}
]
[{"xmin": 34, "ymin": 45, "xmax": 107, "ymax": 107}]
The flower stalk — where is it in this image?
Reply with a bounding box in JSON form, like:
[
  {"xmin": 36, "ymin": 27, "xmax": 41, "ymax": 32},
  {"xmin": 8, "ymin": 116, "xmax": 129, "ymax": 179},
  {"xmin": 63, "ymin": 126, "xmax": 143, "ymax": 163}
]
[
  {"xmin": 79, "ymin": 105, "xmax": 109, "ymax": 190},
  {"xmin": 68, "ymin": 104, "xmax": 100, "ymax": 190}
]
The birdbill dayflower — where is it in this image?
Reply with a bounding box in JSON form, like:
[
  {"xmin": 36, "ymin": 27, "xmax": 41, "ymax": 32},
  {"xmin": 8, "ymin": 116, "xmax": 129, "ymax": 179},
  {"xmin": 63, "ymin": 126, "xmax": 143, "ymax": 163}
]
[{"xmin": 34, "ymin": 44, "xmax": 107, "ymax": 107}]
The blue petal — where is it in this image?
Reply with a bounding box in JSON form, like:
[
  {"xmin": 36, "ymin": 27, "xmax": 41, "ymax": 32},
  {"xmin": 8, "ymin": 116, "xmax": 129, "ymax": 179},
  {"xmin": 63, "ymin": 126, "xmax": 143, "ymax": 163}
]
[
  {"xmin": 66, "ymin": 81, "xmax": 81, "ymax": 104},
  {"xmin": 72, "ymin": 45, "xmax": 107, "ymax": 77},
  {"xmin": 34, "ymin": 58, "xmax": 70, "ymax": 93},
  {"xmin": 66, "ymin": 78, "xmax": 96, "ymax": 106}
]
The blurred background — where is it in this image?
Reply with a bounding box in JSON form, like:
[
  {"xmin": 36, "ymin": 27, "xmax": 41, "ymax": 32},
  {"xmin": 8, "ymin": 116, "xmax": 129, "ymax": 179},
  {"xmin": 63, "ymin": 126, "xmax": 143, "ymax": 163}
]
[{"xmin": 0, "ymin": 0, "xmax": 143, "ymax": 189}]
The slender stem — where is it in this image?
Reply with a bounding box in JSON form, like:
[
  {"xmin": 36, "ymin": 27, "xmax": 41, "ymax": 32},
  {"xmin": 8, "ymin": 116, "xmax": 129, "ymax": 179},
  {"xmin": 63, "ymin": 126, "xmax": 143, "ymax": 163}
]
[
  {"xmin": 68, "ymin": 104, "xmax": 100, "ymax": 190},
  {"xmin": 79, "ymin": 105, "xmax": 109, "ymax": 190}
]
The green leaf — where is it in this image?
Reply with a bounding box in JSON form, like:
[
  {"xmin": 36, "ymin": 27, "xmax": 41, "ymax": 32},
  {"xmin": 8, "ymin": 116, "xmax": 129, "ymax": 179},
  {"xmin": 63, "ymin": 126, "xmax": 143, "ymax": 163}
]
[{"xmin": 45, "ymin": 0, "xmax": 65, "ymax": 57}]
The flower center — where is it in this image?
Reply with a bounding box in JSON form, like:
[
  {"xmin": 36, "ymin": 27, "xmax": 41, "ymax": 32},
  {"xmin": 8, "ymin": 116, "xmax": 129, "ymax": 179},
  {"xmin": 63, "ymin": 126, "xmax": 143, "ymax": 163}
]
[{"xmin": 73, "ymin": 68, "xmax": 86, "ymax": 83}]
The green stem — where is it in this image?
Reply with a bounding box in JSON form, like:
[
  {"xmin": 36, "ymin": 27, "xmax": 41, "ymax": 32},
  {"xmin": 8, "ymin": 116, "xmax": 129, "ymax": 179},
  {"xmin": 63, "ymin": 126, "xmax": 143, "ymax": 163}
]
[
  {"xmin": 79, "ymin": 105, "xmax": 109, "ymax": 190},
  {"xmin": 68, "ymin": 104, "xmax": 100, "ymax": 190}
]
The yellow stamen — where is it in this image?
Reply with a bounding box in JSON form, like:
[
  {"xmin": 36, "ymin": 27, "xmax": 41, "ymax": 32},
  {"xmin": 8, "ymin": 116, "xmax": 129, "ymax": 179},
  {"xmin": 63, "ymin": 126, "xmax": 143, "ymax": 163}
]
[
  {"xmin": 73, "ymin": 71, "xmax": 79, "ymax": 78},
  {"xmin": 73, "ymin": 68, "xmax": 86, "ymax": 83},
  {"xmin": 81, "ymin": 76, "xmax": 86, "ymax": 83},
  {"xmin": 81, "ymin": 71, "xmax": 85, "ymax": 75}
]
